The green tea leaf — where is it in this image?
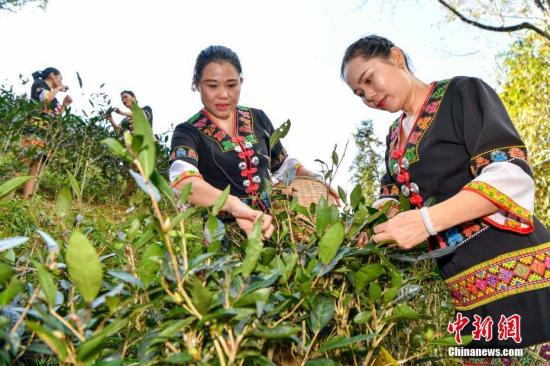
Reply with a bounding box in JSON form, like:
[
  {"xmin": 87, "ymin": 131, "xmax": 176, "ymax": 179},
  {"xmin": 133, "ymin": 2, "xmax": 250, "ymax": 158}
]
[
  {"xmin": 131, "ymin": 103, "xmax": 156, "ymax": 179},
  {"xmin": 26, "ymin": 321, "xmax": 69, "ymax": 362},
  {"xmin": 249, "ymin": 325, "xmax": 299, "ymax": 339},
  {"xmin": 0, "ymin": 263, "xmax": 14, "ymax": 283},
  {"xmin": 138, "ymin": 147, "xmax": 155, "ymax": 180},
  {"xmin": 138, "ymin": 243, "xmax": 163, "ymax": 287},
  {"xmin": 383, "ymin": 287, "xmax": 399, "ymax": 303},
  {"xmin": 234, "ymin": 288, "xmax": 272, "ymax": 307},
  {"xmin": 353, "ymin": 264, "xmax": 385, "ymax": 293},
  {"xmin": 67, "ymin": 171, "xmax": 81, "ymax": 200},
  {"xmin": 129, "ymin": 169, "xmax": 161, "ymax": 202},
  {"xmin": 350, "ymin": 184, "xmax": 363, "ymax": 209},
  {"xmin": 191, "ymin": 277, "xmax": 213, "ymax": 315},
  {"xmin": 0, "ymin": 176, "xmax": 32, "ymax": 198},
  {"xmin": 318, "ymin": 333, "xmax": 376, "ymax": 353},
  {"xmin": 315, "ymin": 196, "xmax": 330, "ymax": 235},
  {"xmin": 310, "ymin": 296, "xmax": 334, "ymax": 332},
  {"xmin": 369, "ymin": 282, "xmax": 382, "ymax": 302},
  {"xmin": 34, "ymin": 262, "xmax": 57, "ymax": 307},
  {"xmin": 353, "ymin": 311, "xmax": 372, "ymax": 324},
  {"xmin": 77, "ymin": 318, "xmax": 129, "ymax": 361},
  {"xmin": 55, "ymin": 187, "xmax": 72, "ymax": 218},
  {"xmin": 0, "ymin": 278, "xmax": 22, "ymax": 306},
  {"xmin": 319, "ymin": 221, "xmax": 344, "ymax": 265},
  {"xmin": 269, "ymin": 119, "xmax": 291, "ymax": 149},
  {"xmin": 337, "ymin": 186, "xmax": 347, "ymax": 204},
  {"xmin": 240, "ymin": 221, "xmax": 263, "ymax": 277},
  {"xmin": 150, "ymin": 171, "xmax": 175, "ymax": 204},
  {"xmin": 66, "ymin": 231, "xmax": 103, "ymax": 303},
  {"xmin": 331, "ymin": 150, "xmax": 339, "ymax": 166},
  {"xmin": 101, "ymin": 138, "xmax": 131, "ymax": 162},
  {"xmin": 385, "ymin": 303, "xmax": 420, "ymax": 322},
  {"xmin": 212, "ymin": 185, "xmax": 230, "ymax": 216}
]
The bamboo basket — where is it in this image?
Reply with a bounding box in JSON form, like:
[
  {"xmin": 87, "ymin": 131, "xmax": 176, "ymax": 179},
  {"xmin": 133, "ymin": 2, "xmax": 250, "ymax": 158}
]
[
  {"xmin": 278, "ymin": 176, "xmax": 338, "ymax": 241},
  {"xmin": 282, "ymin": 176, "xmax": 337, "ymax": 208}
]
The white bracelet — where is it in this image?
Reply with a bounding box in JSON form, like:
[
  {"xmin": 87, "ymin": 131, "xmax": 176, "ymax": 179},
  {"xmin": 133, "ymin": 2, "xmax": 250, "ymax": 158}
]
[{"xmin": 420, "ymin": 207, "xmax": 438, "ymax": 236}]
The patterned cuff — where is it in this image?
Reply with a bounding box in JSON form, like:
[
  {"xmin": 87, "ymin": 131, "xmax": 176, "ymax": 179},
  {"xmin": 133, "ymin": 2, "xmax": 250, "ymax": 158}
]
[
  {"xmin": 170, "ymin": 170, "xmax": 203, "ymax": 189},
  {"xmin": 462, "ymin": 181, "xmax": 534, "ymax": 234}
]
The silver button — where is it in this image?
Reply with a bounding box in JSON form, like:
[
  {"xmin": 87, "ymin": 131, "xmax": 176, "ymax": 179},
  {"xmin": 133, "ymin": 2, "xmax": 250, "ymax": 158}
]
[
  {"xmin": 252, "ymin": 175, "xmax": 261, "ymax": 184},
  {"xmin": 251, "ymin": 156, "xmax": 259, "ymax": 166},
  {"xmin": 393, "ymin": 163, "xmax": 400, "ymax": 175},
  {"xmin": 410, "ymin": 182, "xmax": 419, "ymax": 194},
  {"xmin": 401, "ymin": 157, "xmax": 409, "ymax": 170},
  {"xmin": 234, "ymin": 146, "xmax": 242, "ymax": 153},
  {"xmin": 238, "ymin": 162, "xmax": 247, "ymax": 170},
  {"xmin": 243, "ymin": 179, "xmax": 250, "ymax": 188},
  {"xmin": 244, "ymin": 141, "xmax": 253, "ymax": 149},
  {"xmin": 401, "ymin": 185, "xmax": 410, "ymax": 197}
]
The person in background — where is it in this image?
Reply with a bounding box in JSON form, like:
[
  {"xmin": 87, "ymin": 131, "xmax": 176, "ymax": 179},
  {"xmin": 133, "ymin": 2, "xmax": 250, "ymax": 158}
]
[
  {"xmin": 23, "ymin": 67, "xmax": 73, "ymax": 198},
  {"xmin": 106, "ymin": 90, "xmax": 153, "ymax": 133}
]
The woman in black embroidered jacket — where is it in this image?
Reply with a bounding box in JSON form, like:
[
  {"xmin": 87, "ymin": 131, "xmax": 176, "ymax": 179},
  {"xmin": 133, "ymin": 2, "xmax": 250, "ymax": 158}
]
[
  {"xmin": 341, "ymin": 35, "xmax": 549, "ymax": 348},
  {"xmin": 169, "ymin": 45, "xmax": 330, "ymax": 240}
]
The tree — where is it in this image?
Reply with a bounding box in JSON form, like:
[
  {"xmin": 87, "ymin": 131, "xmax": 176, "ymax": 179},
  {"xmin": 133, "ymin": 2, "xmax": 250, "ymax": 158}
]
[
  {"xmin": 437, "ymin": 0, "xmax": 550, "ymax": 40},
  {"xmin": 350, "ymin": 119, "xmax": 384, "ymax": 203},
  {"xmin": 0, "ymin": 0, "xmax": 46, "ymax": 11},
  {"xmin": 498, "ymin": 33, "xmax": 550, "ymax": 226}
]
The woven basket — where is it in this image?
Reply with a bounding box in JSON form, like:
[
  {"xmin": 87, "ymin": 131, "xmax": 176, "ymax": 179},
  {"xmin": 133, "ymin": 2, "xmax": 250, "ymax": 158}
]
[{"xmin": 283, "ymin": 176, "xmax": 337, "ymax": 208}]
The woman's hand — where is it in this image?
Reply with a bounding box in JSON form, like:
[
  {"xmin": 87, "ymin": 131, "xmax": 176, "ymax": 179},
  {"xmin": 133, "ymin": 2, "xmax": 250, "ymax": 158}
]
[
  {"xmin": 236, "ymin": 214, "xmax": 274, "ymax": 240},
  {"xmin": 226, "ymin": 197, "xmax": 275, "ymax": 239},
  {"xmin": 113, "ymin": 107, "xmax": 123, "ymax": 115},
  {"xmin": 371, "ymin": 210, "xmax": 429, "ymax": 250},
  {"xmin": 356, "ymin": 202, "xmax": 400, "ymax": 246},
  {"xmin": 62, "ymin": 95, "xmax": 73, "ymax": 107}
]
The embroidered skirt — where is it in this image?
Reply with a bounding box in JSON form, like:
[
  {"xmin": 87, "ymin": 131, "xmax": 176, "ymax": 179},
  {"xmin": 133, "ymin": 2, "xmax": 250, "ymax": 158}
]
[{"xmin": 437, "ymin": 217, "xmax": 550, "ymax": 347}]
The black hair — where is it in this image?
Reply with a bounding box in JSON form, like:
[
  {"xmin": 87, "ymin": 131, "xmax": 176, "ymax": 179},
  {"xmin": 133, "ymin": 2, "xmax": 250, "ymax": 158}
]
[
  {"xmin": 121, "ymin": 90, "xmax": 136, "ymax": 99},
  {"xmin": 192, "ymin": 45, "xmax": 242, "ymax": 91},
  {"xmin": 32, "ymin": 67, "xmax": 60, "ymax": 81},
  {"xmin": 340, "ymin": 35, "xmax": 411, "ymax": 79}
]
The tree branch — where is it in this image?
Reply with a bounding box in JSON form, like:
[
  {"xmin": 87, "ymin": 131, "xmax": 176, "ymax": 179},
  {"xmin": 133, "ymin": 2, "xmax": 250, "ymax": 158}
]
[{"xmin": 437, "ymin": 0, "xmax": 550, "ymax": 41}]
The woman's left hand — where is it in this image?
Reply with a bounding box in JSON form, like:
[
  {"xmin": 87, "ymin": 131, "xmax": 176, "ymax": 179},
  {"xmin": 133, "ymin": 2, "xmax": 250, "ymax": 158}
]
[
  {"xmin": 371, "ymin": 210, "xmax": 429, "ymax": 250},
  {"xmin": 62, "ymin": 95, "xmax": 73, "ymax": 107}
]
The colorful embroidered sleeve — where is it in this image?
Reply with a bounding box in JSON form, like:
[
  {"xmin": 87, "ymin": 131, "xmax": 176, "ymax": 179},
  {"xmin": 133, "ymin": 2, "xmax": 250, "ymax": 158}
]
[
  {"xmin": 454, "ymin": 77, "xmax": 535, "ymax": 234},
  {"xmin": 169, "ymin": 122, "xmax": 202, "ymax": 188}
]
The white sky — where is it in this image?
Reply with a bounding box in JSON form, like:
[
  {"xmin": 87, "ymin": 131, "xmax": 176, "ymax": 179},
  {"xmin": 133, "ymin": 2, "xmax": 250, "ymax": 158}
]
[{"xmin": 0, "ymin": 0, "xmax": 515, "ymax": 191}]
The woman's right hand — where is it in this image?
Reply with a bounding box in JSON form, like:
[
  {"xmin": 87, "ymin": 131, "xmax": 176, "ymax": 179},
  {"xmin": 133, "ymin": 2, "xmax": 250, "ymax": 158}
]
[
  {"xmin": 227, "ymin": 197, "xmax": 275, "ymax": 239},
  {"xmin": 356, "ymin": 205, "xmax": 399, "ymax": 246}
]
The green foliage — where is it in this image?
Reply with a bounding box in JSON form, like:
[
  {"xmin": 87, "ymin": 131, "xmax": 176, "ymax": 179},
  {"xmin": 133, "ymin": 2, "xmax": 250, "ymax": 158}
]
[
  {"xmin": 66, "ymin": 231, "xmax": 103, "ymax": 303},
  {"xmin": 498, "ymin": 33, "xmax": 550, "ymax": 227},
  {"xmin": 350, "ymin": 119, "xmax": 383, "ymax": 203}
]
